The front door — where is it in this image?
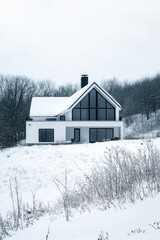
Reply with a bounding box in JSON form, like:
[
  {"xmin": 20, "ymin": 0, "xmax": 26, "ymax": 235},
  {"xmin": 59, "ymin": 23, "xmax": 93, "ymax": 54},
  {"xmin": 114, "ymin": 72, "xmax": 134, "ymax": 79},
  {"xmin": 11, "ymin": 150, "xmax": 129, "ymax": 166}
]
[
  {"xmin": 89, "ymin": 128, "xmax": 97, "ymax": 143},
  {"xmin": 74, "ymin": 128, "xmax": 80, "ymax": 142}
]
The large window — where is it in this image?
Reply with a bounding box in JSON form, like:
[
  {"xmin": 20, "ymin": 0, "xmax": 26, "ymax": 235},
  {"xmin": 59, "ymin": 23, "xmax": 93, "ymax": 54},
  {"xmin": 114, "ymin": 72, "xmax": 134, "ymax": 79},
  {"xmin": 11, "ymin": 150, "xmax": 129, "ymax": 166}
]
[
  {"xmin": 72, "ymin": 89, "xmax": 115, "ymax": 121},
  {"xmin": 39, "ymin": 129, "xmax": 54, "ymax": 142},
  {"xmin": 89, "ymin": 128, "xmax": 114, "ymax": 143}
]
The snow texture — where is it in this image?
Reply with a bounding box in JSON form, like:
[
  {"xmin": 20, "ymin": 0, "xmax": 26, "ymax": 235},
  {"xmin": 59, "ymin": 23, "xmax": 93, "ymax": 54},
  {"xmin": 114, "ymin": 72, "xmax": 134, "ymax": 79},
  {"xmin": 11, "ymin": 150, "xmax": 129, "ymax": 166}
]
[
  {"xmin": 1, "ymin": 139, "xmax": 160, "ymax": 239},
  {"xmin": 30, "ymin": 83, "xmax": 90, "ymax": 117}
]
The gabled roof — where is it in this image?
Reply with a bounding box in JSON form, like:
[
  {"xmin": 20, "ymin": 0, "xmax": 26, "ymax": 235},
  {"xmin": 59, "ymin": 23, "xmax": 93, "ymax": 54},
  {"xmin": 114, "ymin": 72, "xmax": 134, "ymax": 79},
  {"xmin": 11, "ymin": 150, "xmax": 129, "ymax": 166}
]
[
  {"xmin": 30, "ymin": 82, "xmax": 122, "ymax": 117},
  {"xmin": 69, "ymin": 82, "xmax": 121, "ymax": 110}
]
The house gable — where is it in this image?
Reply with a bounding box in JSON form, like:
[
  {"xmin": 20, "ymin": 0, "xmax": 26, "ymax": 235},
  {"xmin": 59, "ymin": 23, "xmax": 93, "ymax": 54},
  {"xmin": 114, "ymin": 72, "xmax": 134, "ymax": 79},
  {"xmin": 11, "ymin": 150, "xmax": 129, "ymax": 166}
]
[
  {"xmin": 71, "ymin": 84, "xmax": 117, "ymax": 121},
  {"xmin": 69, "ymin": 82, "xmax": 121, "ymax": 111}
]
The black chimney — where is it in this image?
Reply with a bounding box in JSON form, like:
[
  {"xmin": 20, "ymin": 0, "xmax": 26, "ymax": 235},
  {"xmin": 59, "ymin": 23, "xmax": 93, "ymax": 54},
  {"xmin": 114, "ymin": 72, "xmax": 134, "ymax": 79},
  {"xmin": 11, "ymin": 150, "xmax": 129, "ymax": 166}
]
[{"xmin": 81, "ymin": 74, "xmax": 88, "ymax": 88}]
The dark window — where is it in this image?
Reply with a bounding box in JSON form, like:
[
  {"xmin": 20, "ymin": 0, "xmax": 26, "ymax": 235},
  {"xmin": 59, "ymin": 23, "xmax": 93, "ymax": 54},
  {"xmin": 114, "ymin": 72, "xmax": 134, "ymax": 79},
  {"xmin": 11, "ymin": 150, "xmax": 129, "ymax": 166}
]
[
  {"xmin": 107, "ymin": 102, "xmax": 114, "ymax": 108},
  {"xmin": 72, "ymin": 88, "xmax": 115, "ymax": 121},
  {"xmin": 74, "ymin": 102, "xmax": 80, "ymax": 108},
  {"xmin": 89, "ymin": 128, "xmax": 114, "ymax": 142},
  {"xmin": 97, "ymin": 129, "xmax": 106, "ymax": 142},
  {"xmin": 81, "ymin": 95, "xmax": 89, "ymax": 108},
  {"xmin": 39, "ymin": 129, "xmax": 46, "ymax": 142},
  {"xmin": 60, "ymin": 116, "xmax": 65, "ymax": 121},
  {"xmin": 98, "ymin": 109, "xmax": 106, "ymax": 121},
  {"xmin": 81, "ymin": 109, "xmax": 89, "ymax": 120},
  {"xmin": 90, "ymin": 89, "xmax": 96, "ymax": 108},
  {"xmin": 72, "ymin": 109, "xmax": 80, "ymax": 120},
  {"xmin": 39, "ymin": 129, "xmax": 54, "ymax": 142},
  {"xmin": 97, "ymin": 93, "xmax": 106, "ymax": 108},
  {"xmin": 107, "ymin": 109, "xmax": 115, "ymax": 120},
  {"xmin": 46, "ymin": 118, "xmax": 56, "ymax": 121},
  {"xmin": 90, "ymin": 109, "xmax": 96, "ymax": 120},
  {"xmin": 89, "ymin": 129, "xmax": 97, "ymax": 143},
  {"xmin": 107, "ymin": 128, "xmax": 113, "ymax": 139}
]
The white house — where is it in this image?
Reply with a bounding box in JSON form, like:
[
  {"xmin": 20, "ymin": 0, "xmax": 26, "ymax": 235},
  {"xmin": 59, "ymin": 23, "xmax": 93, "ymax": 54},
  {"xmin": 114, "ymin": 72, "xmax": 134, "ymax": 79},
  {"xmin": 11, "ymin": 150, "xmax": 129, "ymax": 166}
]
[{"xmin": 26, "ymin": 75, "xmax": 123, "ymax": 144}]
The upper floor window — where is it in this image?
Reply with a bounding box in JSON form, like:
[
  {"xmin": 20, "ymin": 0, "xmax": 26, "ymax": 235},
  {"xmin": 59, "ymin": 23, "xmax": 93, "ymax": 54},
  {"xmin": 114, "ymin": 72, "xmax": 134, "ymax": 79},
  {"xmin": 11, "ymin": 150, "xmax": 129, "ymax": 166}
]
[
  {"xmin": 72, "ymin": 89, "xmax": 115, "ymax": 121},
  {"xmin": 60, "ymin": 115, "xmax": 65, "ymax": 121},
  {"xmin": 46, "ymin": 118, "xmax": 56, "ymax": 121}
]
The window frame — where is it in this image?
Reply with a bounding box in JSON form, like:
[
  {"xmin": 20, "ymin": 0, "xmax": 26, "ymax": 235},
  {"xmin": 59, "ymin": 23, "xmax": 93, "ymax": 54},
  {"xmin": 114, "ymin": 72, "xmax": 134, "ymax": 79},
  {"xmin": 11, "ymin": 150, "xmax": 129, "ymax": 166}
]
[
  {"xmin": 89, "ymin": 128, "xmax": 114, "ymax": 142},
  {"xmin": 72, "ymin": 89, "xmax": 115, "ymax": 121},
  {"xmin": 39, "ymin": 129, "xmax": 54, "ymax": 142},
  {"xmin": 60, "ymin": 115, "xmax": 65, "ymax": 121}
]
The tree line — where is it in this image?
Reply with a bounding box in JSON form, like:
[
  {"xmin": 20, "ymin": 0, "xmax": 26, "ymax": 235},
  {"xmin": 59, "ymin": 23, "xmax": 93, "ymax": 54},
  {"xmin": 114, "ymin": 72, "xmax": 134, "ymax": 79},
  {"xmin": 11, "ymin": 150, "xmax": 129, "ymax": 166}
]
[
  {"xmin": 0, "ymin": 73, "xmax": 160, "ymax": 147},
  {"xmin": 102, "ymin": 74, "xmax": 160, "ymax": 120},
  {"xmin": 0, "ymin": 75, "xmax": 78, "ymax": 147}
]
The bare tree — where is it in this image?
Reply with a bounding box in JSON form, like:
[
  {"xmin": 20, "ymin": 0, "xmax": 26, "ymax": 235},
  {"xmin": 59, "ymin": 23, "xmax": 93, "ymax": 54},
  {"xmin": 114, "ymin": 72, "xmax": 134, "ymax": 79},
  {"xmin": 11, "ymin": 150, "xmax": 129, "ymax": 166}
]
[
  {"xmin": 0, "ymin": 75, "xmax": 34, "ymax": 147},
  {"xmin": 54, "ymin": 83, "xmax": 79, "ymax": 96},
  {"xmin": 34, "ymin": 80, "xmax": 55, "ymax": 96}
]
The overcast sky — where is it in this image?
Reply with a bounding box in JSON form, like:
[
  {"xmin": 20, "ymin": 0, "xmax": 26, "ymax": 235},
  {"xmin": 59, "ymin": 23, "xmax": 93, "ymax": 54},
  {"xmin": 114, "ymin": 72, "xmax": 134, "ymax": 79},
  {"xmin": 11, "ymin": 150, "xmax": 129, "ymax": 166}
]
[{"xmin": 0, "ymin": 0, "xmax": 160, "ymax": 86}]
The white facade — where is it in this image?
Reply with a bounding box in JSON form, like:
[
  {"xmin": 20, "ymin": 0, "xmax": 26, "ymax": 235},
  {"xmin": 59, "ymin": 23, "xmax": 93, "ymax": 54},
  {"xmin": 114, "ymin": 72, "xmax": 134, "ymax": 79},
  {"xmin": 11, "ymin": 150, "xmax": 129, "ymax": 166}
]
[
  {"xmin": 26, "ymin": 82, "xmax": 123, "ymax": 144},
  {"xmin": 26, "ymin": 121, "xmax": 123, "ymax": 144}
]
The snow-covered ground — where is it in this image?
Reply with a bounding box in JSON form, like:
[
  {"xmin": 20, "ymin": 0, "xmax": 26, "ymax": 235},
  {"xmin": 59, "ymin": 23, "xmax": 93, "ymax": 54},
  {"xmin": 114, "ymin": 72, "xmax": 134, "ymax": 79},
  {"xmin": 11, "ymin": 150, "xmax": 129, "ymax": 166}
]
[
  {"xmin": 5, "ymin": 194, "xmax": 160, "ymax": 240},
  {"xmin": 1, "ymin": 139, "xmax": 160, "ymax": 239}
]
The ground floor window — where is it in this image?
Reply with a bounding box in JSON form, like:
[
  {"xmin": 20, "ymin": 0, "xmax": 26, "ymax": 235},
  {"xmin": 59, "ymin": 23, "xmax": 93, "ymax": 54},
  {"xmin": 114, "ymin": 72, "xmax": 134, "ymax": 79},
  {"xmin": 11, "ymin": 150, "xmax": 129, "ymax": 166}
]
[
  {"xmin": 39, "ymin": 129, "xmax": 54, "ymax": 142},
  {"xmin": 89, "ymin": 128, "xmax": 114, "ymax": 143}
]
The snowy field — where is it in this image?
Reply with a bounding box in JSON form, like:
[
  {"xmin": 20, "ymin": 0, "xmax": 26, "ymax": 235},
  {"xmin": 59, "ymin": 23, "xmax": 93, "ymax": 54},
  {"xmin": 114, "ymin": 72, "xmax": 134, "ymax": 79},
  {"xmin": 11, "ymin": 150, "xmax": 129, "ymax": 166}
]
[
  {"xmin": 1, "ymin": 139, "xmax": 160, "ymax": 239},
  {"xmin": 5, "ymin": 194, "xmax": 160, "ymax": 240}
]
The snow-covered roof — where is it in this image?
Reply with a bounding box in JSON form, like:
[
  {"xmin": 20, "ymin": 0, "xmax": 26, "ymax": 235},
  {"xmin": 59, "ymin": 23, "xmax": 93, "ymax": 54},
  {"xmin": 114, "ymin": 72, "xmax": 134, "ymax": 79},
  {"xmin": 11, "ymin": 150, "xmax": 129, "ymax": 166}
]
[
  {"xmin": 30, "ymin": 82, "xmax": 121, "ymax": 117},
  {"xmin": 30, "ymin": 97, "xmax": 69, "ymax": 117},
  {"xmin": 30, "ymin": 83, "xmax": 90, "ymax": 117}
]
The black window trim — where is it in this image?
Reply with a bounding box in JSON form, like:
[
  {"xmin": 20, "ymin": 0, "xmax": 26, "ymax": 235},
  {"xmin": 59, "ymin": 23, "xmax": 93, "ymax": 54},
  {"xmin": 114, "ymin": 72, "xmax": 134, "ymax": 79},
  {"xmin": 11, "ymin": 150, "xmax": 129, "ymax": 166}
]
[
  {"xmin": 60, "ymin": 115, "xmax": 65, "ymax": 121},
  {"xmin": 69, "ymin": 82, "xmax": 121, "ymax": 110},
  {"xmin": 89, "ymin": 128, "xmax": 114, "ymax": 143},
  {"xmin": 72, "ymin": 89, "xmax": 115, "ymax": 121},
  {"xmin": 46, "ymin": 118, "xmax": 56, "ymax": 121},
  {"xmin": 39, "ymin": 129, "xmax": 54, "ymax": 142}
]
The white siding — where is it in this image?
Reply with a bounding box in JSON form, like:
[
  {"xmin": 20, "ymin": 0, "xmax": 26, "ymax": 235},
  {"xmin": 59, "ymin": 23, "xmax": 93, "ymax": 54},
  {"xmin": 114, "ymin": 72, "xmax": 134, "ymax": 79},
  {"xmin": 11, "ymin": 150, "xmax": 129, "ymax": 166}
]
[
  {"xmin": 26, "ymin": 121, "xmax": 123, "ymax": 144},
  {"xmin": 26, "ymin": 122, "xmax": 66, "ymax": 144},
  {"xmin": 115, "ymin": 108, "xmax": 120, "ymax": 121}
]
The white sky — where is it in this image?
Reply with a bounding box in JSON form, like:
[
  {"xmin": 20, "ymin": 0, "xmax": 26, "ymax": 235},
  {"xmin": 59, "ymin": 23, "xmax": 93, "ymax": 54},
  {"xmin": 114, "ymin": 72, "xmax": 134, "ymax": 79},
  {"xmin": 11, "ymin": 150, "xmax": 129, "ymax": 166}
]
[{"xmin": 0, "ymin": 0, "xmax": 160, "ymax": 85}]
